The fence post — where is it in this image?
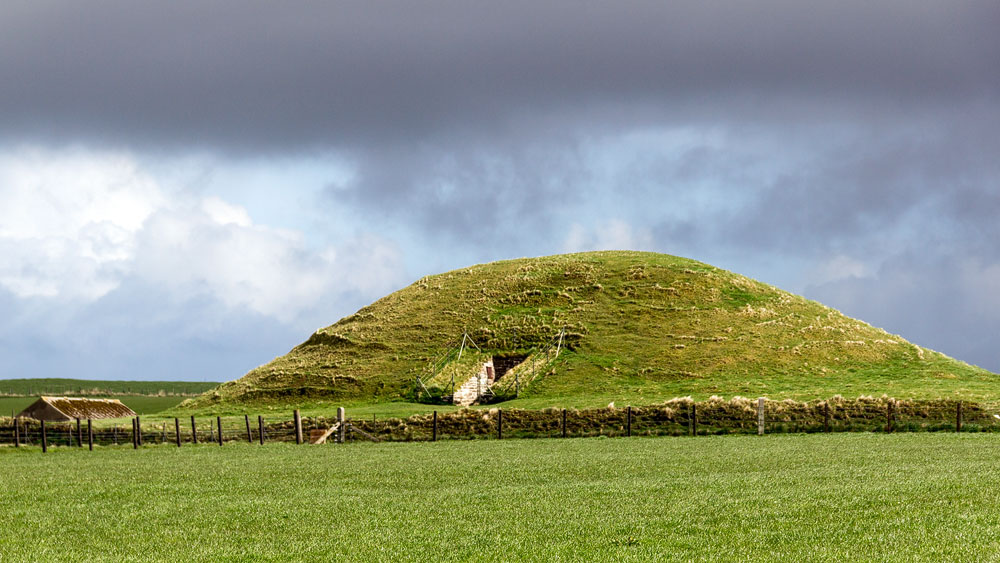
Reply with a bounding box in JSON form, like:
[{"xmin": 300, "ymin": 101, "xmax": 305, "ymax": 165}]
[
  {"xmin": 14, "ymin": 417, "xmax": 19, "ymax": 448},
  {"xmin": 136, "ymin": 416, "xmax": 142, "ymax": 446},
  {"xmin": 888, "ymin": 400, "xmax": 893, "ymax": 432},
  {"xmin": 336, "ymin": 408, "xmax": 345, "ymax": 444},
  {"xmin": 76, "ymin": 418, "xmax": 82, "ymax": 447},
  {"xmin": 41, "ymin": 420, "xmax": 47, "ymax": 453},
  {"xmin": 87, "ymin": 419, "xmax": 93, "ymax": 451},
  {"xmin": 626, "ymin": 406, "xmax": 632, "ymax": 437},
  {"xmin": 758, "ymin": 398, "xmax": 765, "ymax": 436},
  {"xmin": 690, "ymin": 403, "xmax": 697, "ymax": 436},
  {"xmin": 161, "ymin": 422, "xmax": 166, "ymax": 444},
  {"xmin": 191, "ymin": 416, "xmax": 198, "ymax": 444},
  {"xmin": 294, "ymin": 410, "xmax": 302, "ymax": 445},
  {"xmin": 217, "ymin": 416, "xmax": 223, "ymax": 446},
  {"xmin": 562, "ymin": 409, "xmax": 567, "ymax": 438},
  {"xmin": 66, "ymin": 424, "xmax": 72, "ymax": 447},
  {"xmin": 245, "ymin": 414, "xmax": 252, "ymax": 443},
  {"xmin": 497, "ymin": 408, "xmax": 503, "ymax": 440},
  {"xmin": 258, "ymin": 415, "xmax": 265, "ymax": 445},
  {"xmin": 175, "ymin": 418, "xmax": 181, "ymax": 447},
  {"xmin": 132, "ymin": 418, "xmax": 138, "ymax": 449},
  {"xmin": 432, "ymin": 410, "xmax": 437, "ymax": 442},
  {"xmin": 824, "ymin": 402, "xmax": 831, "ymax": 433}
]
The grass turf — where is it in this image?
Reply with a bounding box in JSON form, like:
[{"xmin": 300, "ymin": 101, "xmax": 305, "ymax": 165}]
[
  {"xmin": 0, "ymin": 396, "xmax": 189, "ymax": 417},
  {"xmin": 3, "ymin": 433, "xmax": 1000, "ymax": 561}
]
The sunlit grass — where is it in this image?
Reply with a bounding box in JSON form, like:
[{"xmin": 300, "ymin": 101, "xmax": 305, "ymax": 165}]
[{"xmin": 3, "ymin": 433, "xmax": 1000, "ymax": 561}]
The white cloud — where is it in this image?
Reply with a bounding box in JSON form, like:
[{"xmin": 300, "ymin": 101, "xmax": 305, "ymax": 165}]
[
  {"xmin": 0, "ymin": 146, "xmax": 405, "ymax": 322},
  {"xmin": 0, "ymin": 147, "xmax": 163, "ymax": 299},
  {"xmin": 561, "ymin": 219, "xmax": 653, "ymax": 253},
  {"xmin": 806, "ymin": 255, "xmax": 873, "ymax": 287},
  {"xmin": 200, "ymin": 197, "xmax": 252, "ymax": 227}
]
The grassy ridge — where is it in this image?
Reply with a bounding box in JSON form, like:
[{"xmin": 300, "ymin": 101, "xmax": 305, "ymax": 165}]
[
  {"xmin": 3, "ymin": 434, "xmax": 1000, "ymax": 561},
  {"xmin": 0, "ymin": 378, "xmax": 218, "ymax": 397},
  {"xmin": 192, "ymin": 251, "xmax": 997, "ymax": 410}
]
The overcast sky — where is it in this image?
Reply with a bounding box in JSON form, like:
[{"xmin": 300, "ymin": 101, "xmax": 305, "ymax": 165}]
[{"xmin": 2, "ymin": 1, "xmax": 999, "ymax": 381}]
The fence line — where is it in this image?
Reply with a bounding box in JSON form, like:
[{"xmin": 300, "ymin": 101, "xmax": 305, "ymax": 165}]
[{"xmin": 0, "ymin": 397, "xmax": 994, "ymax": 452}]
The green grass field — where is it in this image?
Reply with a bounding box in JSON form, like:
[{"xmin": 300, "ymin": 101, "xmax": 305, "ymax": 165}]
[
  {"xmin": 3, "ymin": 433, "xmax": 1000, "ymax": 561},
  {"xmin": 0, "ymin": 395, "xmax": 187, "ymax": 417},
  {"xmin": 0, "ymin": 378, "xmax": 218, "ymax": 397}
]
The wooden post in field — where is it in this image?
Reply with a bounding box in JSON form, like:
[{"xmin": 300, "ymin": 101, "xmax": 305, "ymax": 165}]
[
  {"xmin": 76, "ymin": 418, "xmax": 82, "ymax": 447},
  {"xmin": 757, "ymin": 398, "xmax": 765, "ymax": 436},
  {"xmin": 562, "ymin": 409, "xmax": 567, "ymax": 438},
  {"xmin": 258, "ymin": 415, "xmax": 265, "ymax": 445},
  {"xmin": 14, "ymin": 417, "xmax": 19, "ymax": 448},
  {"xmin": 690, "ymin": 403, "xmax": 697, "ymax": 436},
  {"xmin": 497, "ymin": 408, "xmax": 503, "ymax": 440},
  {"xmin": 957, "ymin": 402, "xmax": 963, "ymax": 432},
  {"xmin": 217, "ymin": 416, "xmax": 223, "ymax": 446},
  {"xmin": 626, "ymin": 406, "xmax": 632, "ymax": 437},
  {"xmin": 824, "ymin": 402, "xmax": 831, "ymax": 433},
  {"xmin": 41, "ymin": 420, "xmax": 47, "ymax": 453},
  {"xmin": 886, "ymin": 400, "xmax": 893, "ymax": 433},
  {"xmin": 132, "ymin": 418, "xmax": 138, "ymax": 449},
  {"xmin": 136, "ymin": 416, "xmax": 142, "ymax": 446},
  {"xmin": 245, "ymin": 414, "xmax": 252, "ymax": 443},
  {"xmin": 191, "ymin": 416, "xmax": 198, "ymax": 444},
  {"xmin": 175, "ymin": 418, "xmax": 181, "ymax": 447},
  {"xmin": 432, "ymin": 410, "xmax": 437, "ymax": 442},
  {"xmin": 161, "ymin": 422, "xmax": 166, "ymax": 444},
  {"xmin": 87, "ymin": 419, "xmax": 93, "ymax": 451},
  {"xmin": 336, "ymin": 408, "xmax": 345, "ymax": 444},
  {"xmin": 294, "ymin": 410, "xmax": 302, "ymax": 445}
]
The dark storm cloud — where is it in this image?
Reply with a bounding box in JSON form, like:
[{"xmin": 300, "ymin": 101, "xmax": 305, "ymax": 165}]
[
  {"xmin": 716, "ymin": 115, "xmax": 1000, "ymax": 257},
  {"xmin": 2, "ymin": 1, "xmax": 998, "ymax": 151},
  {"xmin": 6, "ymin": 1, "xmax": 998, "ymax": 246},
  {"xmin": 4, "ymin": 1, "xmax": 1000, "ymax": 374},
  {"xmin": 341, "ymin": 140, "xmax": 590, "ymax": 248}
]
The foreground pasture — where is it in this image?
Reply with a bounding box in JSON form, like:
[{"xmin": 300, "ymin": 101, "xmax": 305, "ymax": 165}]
[{"xmin": 3, "ymin": 434, "xmax": 1000, "ymax": 561}]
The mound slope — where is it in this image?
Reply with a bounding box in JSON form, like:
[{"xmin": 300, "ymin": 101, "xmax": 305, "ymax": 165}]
[{"xmin": 190, "ymin": 251, "xmax": 996, "ymax": 408}]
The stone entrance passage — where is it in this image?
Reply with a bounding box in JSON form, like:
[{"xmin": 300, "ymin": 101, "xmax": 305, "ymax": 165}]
[
  {"xmin": 491, "ymin": 354, "xmax": 528, "ymax": 382},
  {"xmin": 450, "ymin": 354, "xmax": 531, "ymax": 406},
  {"xmin": 452, "ymin": 360, "xmax": 494, "ymax": 406}
]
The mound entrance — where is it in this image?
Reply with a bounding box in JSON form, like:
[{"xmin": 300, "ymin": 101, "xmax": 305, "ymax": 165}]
[
  {"xmin": 451, "ymin": 354, "xmax": 531, "ymax": 406},
  {"xmin": 417, "ymin": 329, "xmax": 566, "ymax": 406}
]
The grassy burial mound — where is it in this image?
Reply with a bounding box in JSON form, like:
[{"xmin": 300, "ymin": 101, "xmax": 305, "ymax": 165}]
[{"xmin": 187, "ymin": 251, "xmax": 996, "ymax": 409}]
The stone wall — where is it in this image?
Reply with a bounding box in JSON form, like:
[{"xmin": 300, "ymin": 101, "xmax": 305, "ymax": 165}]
[{"xmin": 452, "ymin": 360, "xmax": 493, "ymax": 406}]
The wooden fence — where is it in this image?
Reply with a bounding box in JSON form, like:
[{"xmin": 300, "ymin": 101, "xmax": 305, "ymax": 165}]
[{"xmin": 0, "ymin": 397, "xmax": 994, "ymax": 452}]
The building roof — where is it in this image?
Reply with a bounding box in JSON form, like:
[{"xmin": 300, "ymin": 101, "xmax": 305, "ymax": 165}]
[{"xmin": 16, "ymin": 396, "xmax": 137, "ymax": 421}]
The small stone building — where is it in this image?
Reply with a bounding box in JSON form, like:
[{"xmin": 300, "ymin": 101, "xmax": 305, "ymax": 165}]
[{"xmin": 16, "ymin": 396, "xmax": 136, "ymax": 421}]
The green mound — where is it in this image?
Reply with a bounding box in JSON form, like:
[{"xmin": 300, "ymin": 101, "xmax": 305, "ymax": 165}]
[{"xmin": 189, "ymin": 251, "xmax": 996, "ymax": 409}]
